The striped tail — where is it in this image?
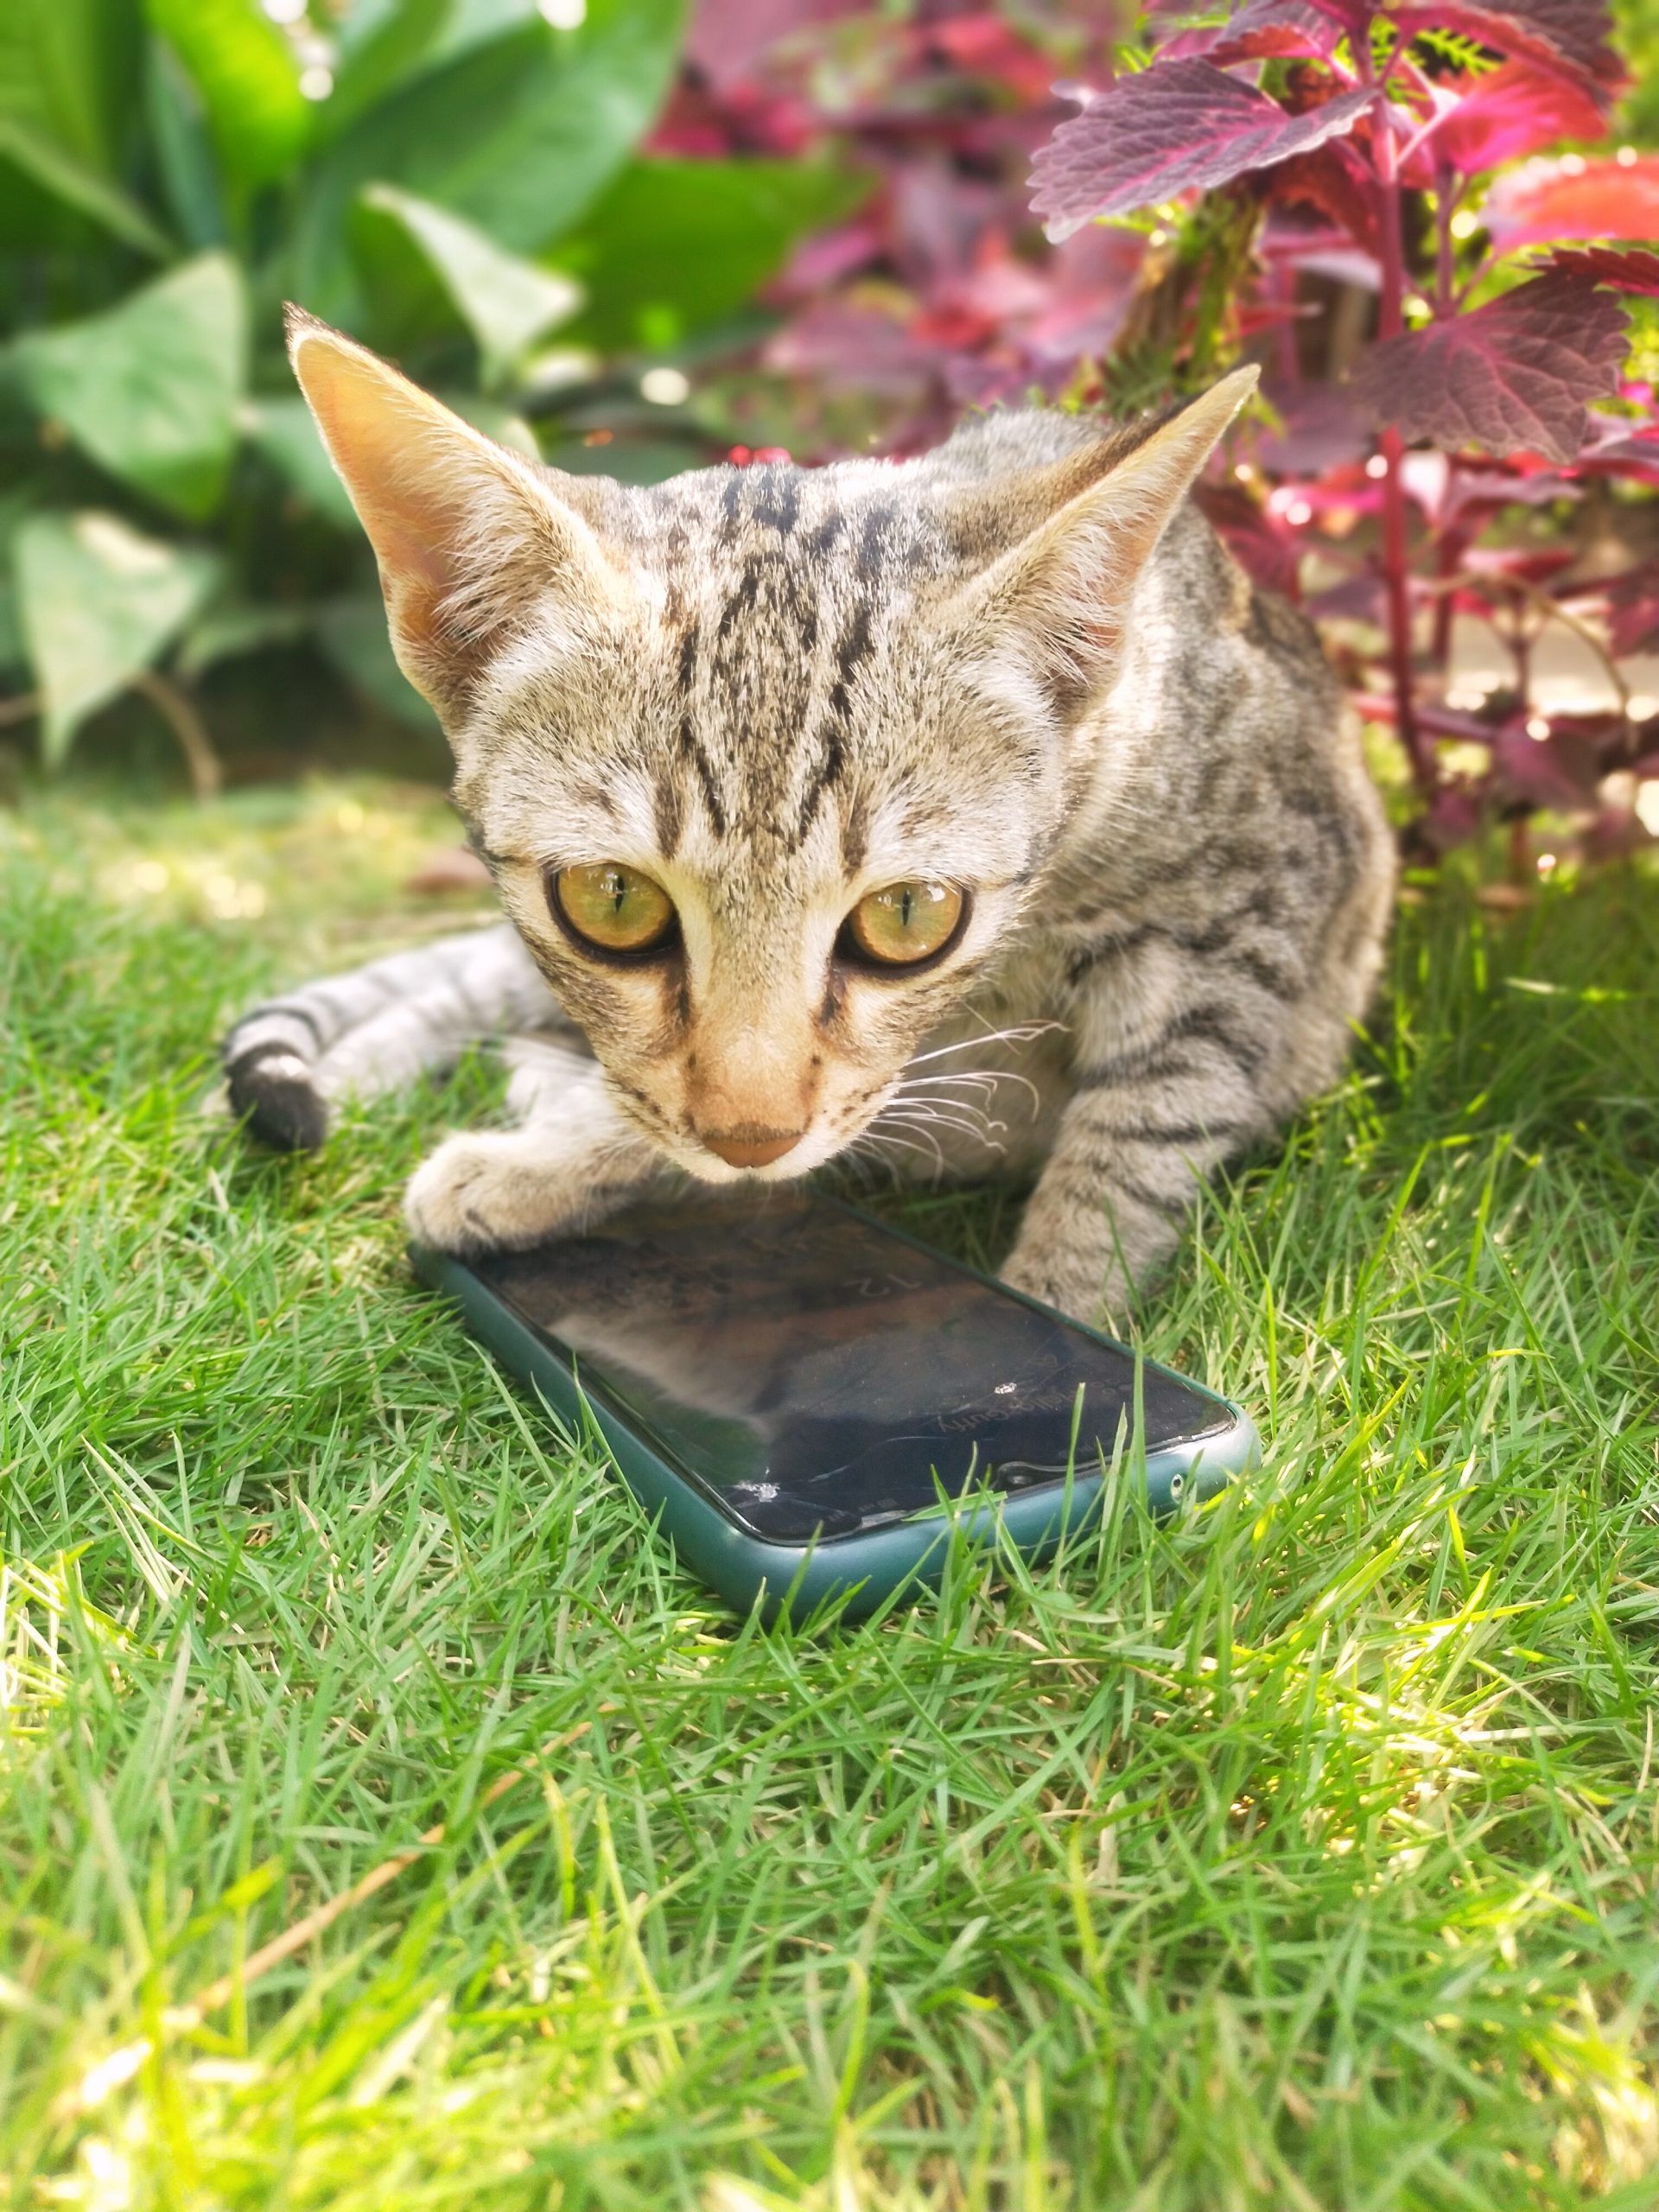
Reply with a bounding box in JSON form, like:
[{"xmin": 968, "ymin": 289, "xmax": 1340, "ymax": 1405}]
[{"xmin": 223, "ymin": 923, "xmax": 557, "ymax": 1151}]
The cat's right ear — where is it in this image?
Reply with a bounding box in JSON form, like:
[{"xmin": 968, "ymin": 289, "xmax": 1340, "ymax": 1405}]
[
  {"xmin": 942, "ymin": 367, "xmax": 1259, "ymax": 724},
  {"xmin": 285, "ymin": 307, "xmax": 629, "ymax": 725}
]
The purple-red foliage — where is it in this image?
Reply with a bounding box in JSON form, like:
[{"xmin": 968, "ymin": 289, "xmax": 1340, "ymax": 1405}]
[
  {"xmin": 658, "ymin": 4, "xmax": 1135, "ymax": 443},
  {"xmin": 667, "ymin": 0, "xmax": 1656, "ymax": 866},
  {"xmin": 1019, "ymin": 0, "xmax": 1656, "ymax": 864}
]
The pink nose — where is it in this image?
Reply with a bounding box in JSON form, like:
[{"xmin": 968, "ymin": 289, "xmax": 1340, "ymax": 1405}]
[{"xmin": 699, "ymin": 1125, "xmax": 805, "ymax": 1169}]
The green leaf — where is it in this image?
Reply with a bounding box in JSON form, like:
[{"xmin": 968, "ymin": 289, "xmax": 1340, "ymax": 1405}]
[
  {"xmin": 295, "ymin": 0, "xmax": 683, "ymax": 320},
  {"xmin": 360, "ymin": 184, "xmax": 582, "ymax": 384},
  {"xmin": 14, "ymin": 510, "xmax": 220, "ymax": 766},
  {"xmin": 146, "ymin": 0, "xmax": 310, "ymax": 189},
  {"xmin": 0, "ymin": 0, "xmax": 134, "ymax": 174},
  {"xmin": 0, "ymin": 0, "xmax": 158, "ymax": 250},
  {"xmin": 315, "ymin": 595, "xmax": 439, "ymax": 730},
  {"xmin": 176, "ymin": 599, "xmax": 310, "ymax": 682},
  {"xmin": 554, "ymin": 157, "xmax": 873, "ymax": 351},
  {"xmin": 328, "ymin": 0, "xmax": 454, "ymax": 128},
  {"xmin": 0, "ymin": 117, "xmax": 172, "ymax": 256},
  {"xmin": 239, "ymin": 395, "xmax": 360, "ymax": 532},
  {"xmin": 440, "ymin": 390, "xmax": 542, "ymax": 460},
  {"xmin": 0, "ymin": 493, "xmax": 32, "ymax": 675},
  {"xmin": 11, "ymin": 254, "xmax": 249, "ymax": 520},
  {"xmin": 143, "ymin": 36, "xmax": 226, "ymax": 251}
]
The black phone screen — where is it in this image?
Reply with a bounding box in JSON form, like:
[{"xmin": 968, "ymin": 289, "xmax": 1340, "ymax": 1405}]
[{"xmin": 471, "ymin": 1192, "xmax": 1231, "ymax": 1544}]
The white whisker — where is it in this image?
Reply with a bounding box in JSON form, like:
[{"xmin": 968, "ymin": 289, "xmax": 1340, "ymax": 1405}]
[
  {"xmin": 881, "ymin": 1102, "xmax": 1007, "ymax": 1147},
  {"xmin": 903, "ymin": 1018, "xmax": 1064, "ymax": 1068},
  {"xmin": 895, "ymin": 1065, "xmax": 1046, "ymax": 1120}
]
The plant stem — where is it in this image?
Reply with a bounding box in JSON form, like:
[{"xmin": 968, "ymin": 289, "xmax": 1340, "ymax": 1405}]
[
  {"xmin": 1360, "ymin": 19, "xmax": 1428, "ymax": 793},
  {"xmin": 1427, "ymin": 162, "xmax": 1462, "ymax": 676},
  {"xmin": 134, "ymin": 670, "xmax": 222, "ymax": 802}
]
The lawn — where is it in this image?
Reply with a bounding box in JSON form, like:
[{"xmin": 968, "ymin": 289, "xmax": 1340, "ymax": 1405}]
[{"xmin": 3, "ymin": 779, "xmax": 1657, "ymax": 2212}]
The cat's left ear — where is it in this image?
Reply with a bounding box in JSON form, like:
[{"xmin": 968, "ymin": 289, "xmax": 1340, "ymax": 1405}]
[
  {"xmin": 946, "ymin": 366, "xmax": 1259, "ymax": 719},
  {"xmin": 286, "ymin": 307, "xmax": 632, "ymax": 726}
]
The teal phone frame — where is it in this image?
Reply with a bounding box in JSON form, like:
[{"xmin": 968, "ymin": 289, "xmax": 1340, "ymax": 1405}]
[{"xmin": 411, "ymin": 1198, "xmax": 1259, "ymax": 1621}]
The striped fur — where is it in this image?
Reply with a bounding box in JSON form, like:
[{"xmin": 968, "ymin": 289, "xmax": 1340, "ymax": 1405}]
[{"xmin": 226, "ymin": 320, "xmax": 1393, "ymax": 1322}]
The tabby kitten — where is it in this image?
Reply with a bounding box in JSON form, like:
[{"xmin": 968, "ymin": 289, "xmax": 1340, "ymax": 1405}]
[{"xmin": 225, "ymin": 309, "xmax": 1393, "ymax": 1322}]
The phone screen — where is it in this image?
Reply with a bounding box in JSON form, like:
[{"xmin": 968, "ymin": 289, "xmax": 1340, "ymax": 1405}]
[{"xmin": 472, "ymin": 1192, "xmax": 1231, "ymax": 1544}]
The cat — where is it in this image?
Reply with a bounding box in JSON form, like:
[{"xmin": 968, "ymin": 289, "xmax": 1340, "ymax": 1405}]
[{"xmin": 223, "ymin": 308, "xmax": 1394, "ymax": 1323}]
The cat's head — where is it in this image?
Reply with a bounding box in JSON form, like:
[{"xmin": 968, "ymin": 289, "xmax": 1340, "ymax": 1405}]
[{"xmin": 289, "ymin": 310, "xmax": 1252, "ymax": 1182}]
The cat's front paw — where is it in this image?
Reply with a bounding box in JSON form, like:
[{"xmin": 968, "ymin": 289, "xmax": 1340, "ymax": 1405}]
[
  {"xmin": 1000, "ymin": 1243, "xmax": 1126, "ymax": 1328},
  {"xmin": 405, "ymin": 1131, "xmax": 598, "ymax": 1255}
]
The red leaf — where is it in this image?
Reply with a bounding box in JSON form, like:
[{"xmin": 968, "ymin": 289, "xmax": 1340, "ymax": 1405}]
[
  {"xmin": 1483, "ymin": 156, "xmax": 1659, "ymax": 249},
  {"xmin": 1421, "ymin": 60, "xmax": 1607, "ymax": 176},
  {"xmin": 1266, "ymin": 144, "xmax": 1382, "ymax": 254},
  {"xmin": 1600, "ymin": 567, "xmax": 1659, "ymax": 658},
  {"xmin": 1391, "ymin": 0, "xmax": 1624, "ymax": 98},
  {"xmin": 1491, "ymin": 721, "xmax": 1604, "ymax": 808},
  {"xmin": 1539, "ymin": 245, "xmax": 1659, "ymax": 296},
  {"xmin": 1192, "ymin": 481, "xmax": 1303, "ymax": 599},
  {"xmin": 1157, "ymin": 0, "xmax": 1343, "ymax": 64},
  {"xmin": 1029, "ymin": 63, "xmax": 1371, "ymax": 241},
  {"xmin": 1255, "ymin": 383, "xmax": 1373, "ymax": 472},
  {"xmin": 1350, "ymin": 272, "xmax": 1630, "ymax": 462}
]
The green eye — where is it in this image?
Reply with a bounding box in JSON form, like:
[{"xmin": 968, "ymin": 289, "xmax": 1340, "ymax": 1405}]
[
  {"xmin": 842, "ymin": 880, "xmax": 964, "ymax": 968},
  {"xmin": 551, "ymin": 862, "xmax": 677, "ymax": 956}
]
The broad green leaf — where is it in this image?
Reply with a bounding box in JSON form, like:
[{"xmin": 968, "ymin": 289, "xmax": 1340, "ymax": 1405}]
[
  {"xmin": 361, "ymin": 183, "xmax": 582, "ymax": 384},
  {"xmin": 144, "ymin": 36, "xmax": 226, "ymax": 251},
  {"xmin": 295, "ymin": 0, "xmax": 682, "ymax": 320},
  {"xmin": 239, "ymin": 396, "xmax": 360, "ymax": 532},
  {"xmin": 0, "ymin": 0, "xmax": 156, "ymax": 249},
  {"xmin": 328, "ymin": 0, "xmax": 454, "ymax": 128},
  {"xmin": 442, "ymin": 390, "xmax": 541, "ymax": 460},
  {"xmin": 0, "ymin": 493, "xmax": 31, "ymax": 674},
  {"xmin": 176, "ymin": 600, "xmax": 310, "ymax": 681},
  {"xmin": 15, "ymin": 510, "xmax": 221, "ymax": 766},
  {"xmin": 553, "ymin": 434, "xmax": 705, "ymax": 487},
  {"xmin": 0, "ymin": 0, "xmax": 135, "ymax": 174},
  {"xmin": 146, "ymin": 0, "xmax": 310, "ymax": 189},
  {"xmin": 0, "ymin": 118, "xmax": 172, "ymax": 256},
  {"xmin": 315, "ymin": 595, "xmax": 439, "ymax": 730},
  {"xmin": 11, "ymin": 254, "xmax": 249, "ymax": 520},
  {"xmin": 0, "ymin": 584, "xmax": 22, "ymax": 677},
  {"xmin": 554, "ymin": 157, "xmax": 873, "ymax": 351}
]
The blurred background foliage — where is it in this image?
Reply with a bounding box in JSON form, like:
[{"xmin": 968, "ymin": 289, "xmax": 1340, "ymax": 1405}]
[
  {"xmin": 0, "ymin": 0, "xmax": 1652, "ymax": 808},
  {"xmin": 0, "ymin": 0, "xmax": 897, "ymax": 780}
]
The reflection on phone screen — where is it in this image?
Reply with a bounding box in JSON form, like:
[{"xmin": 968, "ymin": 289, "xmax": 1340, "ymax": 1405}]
[{"xmin": 475, "ymin": 1193, "xmax": 1230, "ymax": 1542}]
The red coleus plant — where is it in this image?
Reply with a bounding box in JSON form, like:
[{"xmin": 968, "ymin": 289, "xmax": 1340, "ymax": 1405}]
[{"xmin": 1029, "ymin": 0, "xmax": 1659, "ymax": 863}]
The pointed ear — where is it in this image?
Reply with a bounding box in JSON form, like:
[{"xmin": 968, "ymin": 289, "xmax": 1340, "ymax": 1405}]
[
  {"xmin": 946, "ymin": 366, "xmax": 1259, "ymax": 721},
  {"xmin": 285, "ymin": 307, "xmax": 628, "ymax": 725}
]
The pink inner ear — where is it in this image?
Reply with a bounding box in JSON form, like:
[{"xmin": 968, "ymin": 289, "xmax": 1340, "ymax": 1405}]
[{"xmin": 292, "ymin": 336, "xmax": 463, "ymax": 598}]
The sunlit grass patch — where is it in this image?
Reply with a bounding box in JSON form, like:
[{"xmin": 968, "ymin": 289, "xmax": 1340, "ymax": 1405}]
[{"xmin": 3, "ymin": 782, "xmax": 1657, "ymax": 2209}]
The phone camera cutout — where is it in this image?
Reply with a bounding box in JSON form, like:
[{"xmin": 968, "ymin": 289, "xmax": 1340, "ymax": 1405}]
[{"xmin": 1169, "ymin": 1472, "xmax": 1185, "ymax": 1498}]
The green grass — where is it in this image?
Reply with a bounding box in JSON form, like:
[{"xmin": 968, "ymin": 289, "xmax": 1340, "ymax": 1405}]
[{"xmin": 3, "ymin": 781, "xmax": 1658, "ymax": 2212}]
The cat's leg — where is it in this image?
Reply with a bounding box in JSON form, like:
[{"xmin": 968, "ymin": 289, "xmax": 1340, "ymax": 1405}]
[
  {"xmin": 405, "ymin": 1049, "xmax": 669, "ymax": 1255},
  {"xmin": 224, "ymin": 923, "xmax": 559, "ymax": 1149},
  {"xmin": 1000, "ymin": 987, "xmax": 1274, "ymax": 1323}
]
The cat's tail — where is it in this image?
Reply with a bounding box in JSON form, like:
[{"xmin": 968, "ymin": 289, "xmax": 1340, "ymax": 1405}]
[{"xmin": 223, "ymin": 922, "xmax": 558, "ymax": 1150}]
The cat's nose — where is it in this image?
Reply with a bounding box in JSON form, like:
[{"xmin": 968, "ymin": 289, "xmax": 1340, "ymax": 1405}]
[{"xmin": 699, "ymin": 1123, "xmax": 805, "ymax": 1169}]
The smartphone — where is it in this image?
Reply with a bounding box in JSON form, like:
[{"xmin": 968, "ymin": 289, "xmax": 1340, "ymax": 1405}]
[{"xmin": 412, "ymin": 1190, "xmax": 1256, "ymax": 1619}]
